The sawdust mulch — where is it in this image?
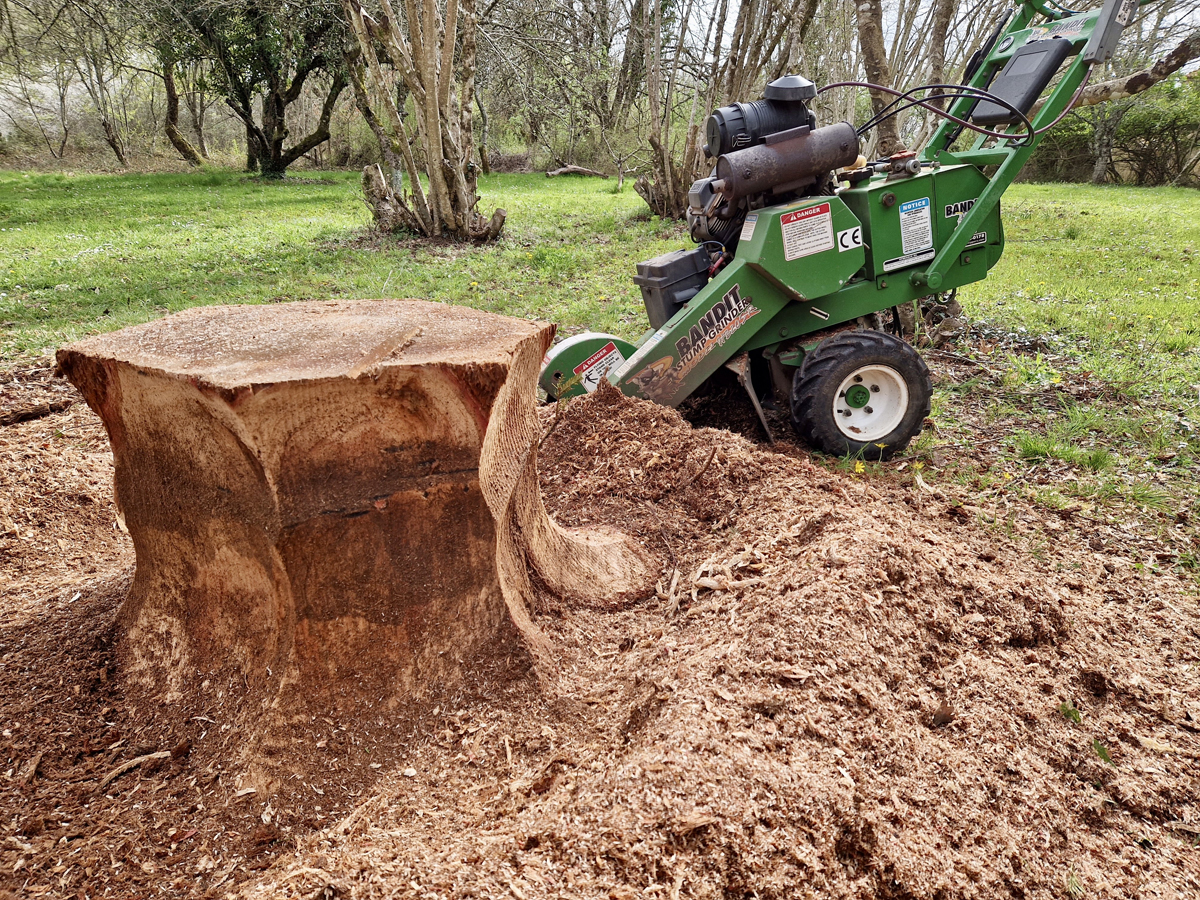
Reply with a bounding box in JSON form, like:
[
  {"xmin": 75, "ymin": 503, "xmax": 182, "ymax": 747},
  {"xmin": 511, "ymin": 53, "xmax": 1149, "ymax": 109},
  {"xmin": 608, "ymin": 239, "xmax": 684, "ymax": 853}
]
[
  {"xmin": 236, "ymin": 383, "xmax": 1200, "ymax": 900},
  {"xmin": 1, "ymin": 365, "xmax": 1198, "ymax": 900}
]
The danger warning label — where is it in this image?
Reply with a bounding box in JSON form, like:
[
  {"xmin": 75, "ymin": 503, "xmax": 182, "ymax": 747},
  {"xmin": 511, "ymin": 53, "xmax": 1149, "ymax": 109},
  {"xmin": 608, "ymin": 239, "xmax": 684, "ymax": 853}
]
[
  {"xmin": 573, "ymin": 341, "xmax": 626, "ymax": 393},
  {"xmin": 781, "ymin": 203, "xmax": 834, "ymax": 262}
]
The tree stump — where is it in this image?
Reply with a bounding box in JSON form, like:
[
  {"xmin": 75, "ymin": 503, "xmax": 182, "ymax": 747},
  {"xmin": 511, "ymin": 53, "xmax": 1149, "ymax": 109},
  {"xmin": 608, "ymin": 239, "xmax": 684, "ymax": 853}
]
[{"xmin": 58, "ymin": 300, "xmax": 653, "ymax": 761}]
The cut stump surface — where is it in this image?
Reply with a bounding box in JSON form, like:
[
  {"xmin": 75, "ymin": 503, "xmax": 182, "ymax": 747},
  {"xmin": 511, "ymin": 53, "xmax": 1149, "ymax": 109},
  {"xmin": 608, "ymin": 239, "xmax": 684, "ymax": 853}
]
[{"xmin": 58, "ymin": 300, "xmax": 653, "ymax": 782}]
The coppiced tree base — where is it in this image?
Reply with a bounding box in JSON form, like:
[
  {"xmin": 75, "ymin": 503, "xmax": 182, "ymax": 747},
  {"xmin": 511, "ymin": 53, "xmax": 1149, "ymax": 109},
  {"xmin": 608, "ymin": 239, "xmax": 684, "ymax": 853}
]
[
  {"xmin": 634, "ymin": 138, "xmax": 691, "ymax": 219},
  {"xmin": 345, "ymin": 0, "xmax": 507, "ymax": 241},
  {"xmin": 362, "ymin": 165, "xmax": 506, "ymax": 240}
]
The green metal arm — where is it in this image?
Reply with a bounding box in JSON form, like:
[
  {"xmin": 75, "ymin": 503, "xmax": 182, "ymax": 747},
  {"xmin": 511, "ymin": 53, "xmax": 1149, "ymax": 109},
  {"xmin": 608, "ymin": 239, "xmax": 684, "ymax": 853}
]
[
  {"xmin": 1024, "ymin": 0, "xmax": 1070, "ymax": 21},
  {"xmin": 913, "ymin": 0, "xmax": 1154, "ymax": 290},
  {"xmin": 912, "ymin": 2, "xmax": 1092, "ymax": 290}
]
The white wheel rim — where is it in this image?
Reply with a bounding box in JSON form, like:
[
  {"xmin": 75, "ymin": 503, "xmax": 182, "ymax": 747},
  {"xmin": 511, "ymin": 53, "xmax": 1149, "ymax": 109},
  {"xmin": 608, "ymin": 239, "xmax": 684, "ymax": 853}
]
[{"xmin": 832, "ymin": 364, "xmax": 909, "ymax": 442}]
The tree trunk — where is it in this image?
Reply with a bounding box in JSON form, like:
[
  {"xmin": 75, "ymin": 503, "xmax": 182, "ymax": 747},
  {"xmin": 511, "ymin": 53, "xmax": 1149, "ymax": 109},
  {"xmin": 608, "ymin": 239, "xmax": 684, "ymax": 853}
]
[
  {"xmin": 1089, "ymin": 103, "xmax": 1129, "ymax": 185},
  {"xmin": 634, "ymin": 135, "xmax": 688, "ymax": 219},
  {"xmin": 477, "ymin": 92, "xmax": 491, "ymax": 175},
  {"xmin": 243, "ymin": 119, "xmax": 261, "ymax": 173},
  {"xmin": 926, "ymin": 0, "xmax": 957, "ymax": 110},
  {"xmin": 100, "ymin": 118, "xmax": 127, "ymax": 167},
  {"xmin": 636, "ymin": 0, "xmax": 688, "ymax": 218},
  {"xmin": 1075, "ymin": 34, "xmax": 1200, "ymax": 110},
  {"xmin": 346, "ymin": 50, "xmax": 404, "ymax": 184},
  {"xmin": 58, "ymin": 299, "xmax": 654, "ymax": 789},
  {"xmin": 856, "ymin": 0, "xmax": 905, "ymax": 157},
  {"xmin": 162, "ymin": 60, "xmax": 204, "ymax": 166},
  {"xmin": 263, "ymin": 72, "xmax": 347, "ymax": 177},
  {"xmin": 182, "ymin": 63, "xmax": 211, "ymax": 159}
]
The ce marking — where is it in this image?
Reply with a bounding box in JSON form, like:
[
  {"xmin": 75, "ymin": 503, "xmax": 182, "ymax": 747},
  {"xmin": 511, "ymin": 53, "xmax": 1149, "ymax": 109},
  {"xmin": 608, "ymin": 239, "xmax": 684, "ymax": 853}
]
[{"xmin": 837, "ymin": 226, "xmax": 863, "ymax": 252}]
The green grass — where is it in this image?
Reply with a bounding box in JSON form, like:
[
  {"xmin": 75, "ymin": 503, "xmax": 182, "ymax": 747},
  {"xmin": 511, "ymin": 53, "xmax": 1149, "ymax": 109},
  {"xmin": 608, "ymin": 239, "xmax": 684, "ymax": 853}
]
[
  {"xmin": 913, "ymin": 183, "xmax": 1200, "ymax": 551},
  {"xmin": 1014, "ymin": 431, "xmax": 1114, "ymax": 472},
  {"xmin": 0, "ymin": 169, "xmax": 687, "ymax": 357},
  {"xmin": 966, "ymin": 183, "xmax": 1200, "ymax": 402},
  {"xmin": 2, "ymin": 170, "xmax": 1199, "ymax": 553},
  {"xmin": 3, "ymin": 173, "xmax": 1198, "ymax": 382}
]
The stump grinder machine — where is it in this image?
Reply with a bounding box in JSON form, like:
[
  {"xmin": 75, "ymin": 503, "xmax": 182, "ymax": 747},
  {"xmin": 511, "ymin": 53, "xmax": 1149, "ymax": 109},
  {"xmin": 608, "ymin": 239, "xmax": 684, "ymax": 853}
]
[{"xmin": 540, "ymin": 0, "xmax": 1142, "ymax": 458}]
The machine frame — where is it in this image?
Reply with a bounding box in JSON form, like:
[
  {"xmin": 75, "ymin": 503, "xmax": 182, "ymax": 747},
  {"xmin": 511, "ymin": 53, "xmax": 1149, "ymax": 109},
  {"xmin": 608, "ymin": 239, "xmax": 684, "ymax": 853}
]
[{"xmin": 541, "ymin": 0, "xmax": 1143, "ymax": 457}]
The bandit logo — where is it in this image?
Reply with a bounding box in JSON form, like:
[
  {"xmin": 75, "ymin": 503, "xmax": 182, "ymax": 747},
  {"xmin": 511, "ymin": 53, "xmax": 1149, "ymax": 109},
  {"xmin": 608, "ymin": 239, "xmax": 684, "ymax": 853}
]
[
  {"xmin": 1033, "ymin": 16, "xmax": 1088, "ymax": 39},
  {"xmin": 673, "ymin": 284, "xmax": 758, "ymax": 364},
  {"xmin": 632, "ymin": 284, "xmax": 760, "ymax": 401},
  {"xmin": 945, "ymin": 198, "xmax": 977, "ymax": 219}
]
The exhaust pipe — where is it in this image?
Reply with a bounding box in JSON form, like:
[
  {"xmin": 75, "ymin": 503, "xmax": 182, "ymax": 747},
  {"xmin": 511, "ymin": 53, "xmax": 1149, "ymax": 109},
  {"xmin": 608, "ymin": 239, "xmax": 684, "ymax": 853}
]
[{"xmin": 712, "ymin": 122, "xmax": 859, "ymax": 202}]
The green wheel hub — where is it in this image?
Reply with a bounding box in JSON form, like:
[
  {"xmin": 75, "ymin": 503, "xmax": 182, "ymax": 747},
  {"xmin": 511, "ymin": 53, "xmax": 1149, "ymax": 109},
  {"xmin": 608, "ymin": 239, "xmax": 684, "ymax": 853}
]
[{"xmin": 844, "ymin": 383, "xmax": 871, "ymax": 409}]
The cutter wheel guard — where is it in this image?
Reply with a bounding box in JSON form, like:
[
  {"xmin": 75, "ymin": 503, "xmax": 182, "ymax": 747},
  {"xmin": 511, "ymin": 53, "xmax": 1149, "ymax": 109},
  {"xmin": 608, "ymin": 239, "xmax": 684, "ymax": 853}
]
[{"xmin": 541, "ymin": 0, "xmax": 1144, "ymax": 460}]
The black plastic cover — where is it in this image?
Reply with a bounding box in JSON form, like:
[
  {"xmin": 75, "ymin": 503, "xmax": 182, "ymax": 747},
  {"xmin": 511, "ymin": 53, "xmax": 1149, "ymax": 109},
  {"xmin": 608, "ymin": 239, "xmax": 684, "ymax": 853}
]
[
  {"xmin": 971, "ymin": 37, "xmax": 1073, "ymax": 125},
  {"xmin": 764, "ymin": 75, "xmax": 818, "ymax": 102},
  {"xmin": 704, "ymin": 99, "xmax": 814, "ymax": 157},
  {"xmin": 633, "ymin": 248, "xmax": 711, "ymax": 330}
]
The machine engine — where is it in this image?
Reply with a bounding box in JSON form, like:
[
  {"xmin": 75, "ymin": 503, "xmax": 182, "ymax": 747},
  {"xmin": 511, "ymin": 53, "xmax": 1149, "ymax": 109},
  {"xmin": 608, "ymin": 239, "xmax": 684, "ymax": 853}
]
[
  {"xmin": 686, "ymin": 75, "xmax": 860, "ymax": 250},
  {"xmin": 543, "ymin": 0, "xmax": 1135, "ymax": 460},
  {"xmin": 634, "ymin": 74, "xmax": 860, "ymax": 330}
]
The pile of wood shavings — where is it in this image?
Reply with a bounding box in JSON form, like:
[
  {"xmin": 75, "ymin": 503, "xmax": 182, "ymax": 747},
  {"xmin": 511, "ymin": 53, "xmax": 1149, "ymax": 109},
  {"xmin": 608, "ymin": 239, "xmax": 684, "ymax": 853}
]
[
  {"xmin": 237, "ymin": 383, "xmax": 1200, "ymax": 900},
  {"xmin": 0, "ymin": 363, "xmax": 130, "ymax": 626}
]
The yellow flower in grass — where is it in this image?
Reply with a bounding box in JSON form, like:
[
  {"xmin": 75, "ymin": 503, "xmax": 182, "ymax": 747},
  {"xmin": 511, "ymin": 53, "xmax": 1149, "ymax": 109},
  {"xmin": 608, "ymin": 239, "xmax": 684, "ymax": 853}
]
[{"xmin": 854, "ymin": 461, "xmax": 865, "ymax": 474}]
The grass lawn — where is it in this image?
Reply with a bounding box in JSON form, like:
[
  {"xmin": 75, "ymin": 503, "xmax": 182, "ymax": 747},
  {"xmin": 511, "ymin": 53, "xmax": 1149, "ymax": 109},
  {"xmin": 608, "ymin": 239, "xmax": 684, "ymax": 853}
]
[
  {"xmin": 2, "ymin": 171, "xmax": 1198, "ymax": 371},
  {"xmin": 0, "ymin": 169, "xmax": 685, "ymax": 355},
  {"xmin": 2, "ymin": 168, "xmax": 1199, "ymax": 568}
]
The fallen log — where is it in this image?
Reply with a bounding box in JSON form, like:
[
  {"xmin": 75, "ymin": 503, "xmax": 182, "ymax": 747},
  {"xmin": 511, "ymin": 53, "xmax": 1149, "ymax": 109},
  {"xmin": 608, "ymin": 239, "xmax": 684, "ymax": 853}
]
[
  {"xmin": 59, "ymin": 300, "xmax": 654, "ymax": 784},
  {"xmin": 0, "ymin": 399, "xmax": 74, "ymax": 427},
  {"xmin": 545, "ymin": 165, "xmax": 608, "ymax": 178}
]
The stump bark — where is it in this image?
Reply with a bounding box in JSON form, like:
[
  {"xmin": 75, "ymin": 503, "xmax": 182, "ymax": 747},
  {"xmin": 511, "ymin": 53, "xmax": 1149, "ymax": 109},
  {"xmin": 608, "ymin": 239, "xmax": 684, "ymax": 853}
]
[{"xmin": 58, "ymin": 300, "xmax": 653, "ymax": 753}]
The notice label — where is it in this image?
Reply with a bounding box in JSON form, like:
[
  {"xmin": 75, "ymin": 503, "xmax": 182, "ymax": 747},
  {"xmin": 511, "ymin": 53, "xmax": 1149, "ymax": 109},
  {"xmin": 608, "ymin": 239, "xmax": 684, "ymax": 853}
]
[
  {"xmin": 739, "ymin": 214, "xmax": 758, "ymax": 243},
  {"xmin": 781, "ymin": 203, "xmax": 834, "ymax": 262},
  {"xmin": 966, "ymin": 231, "xmax": 987, "ymax": 248},
  {"xmin": 572, "ymin": 341, "xmax": 625, "ymax": 393},
  {"xmin": 899, "ymin": 197, "xmax": 933, "ymax": 256}
]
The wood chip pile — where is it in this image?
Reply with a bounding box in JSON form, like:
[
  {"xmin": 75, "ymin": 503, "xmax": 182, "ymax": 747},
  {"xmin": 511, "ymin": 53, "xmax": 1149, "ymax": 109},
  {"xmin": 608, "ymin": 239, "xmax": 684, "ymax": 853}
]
[
  {"xmin": 240, "ymin": 383, "xmax": 1200, "ymax": 900},
  {"xmin": 2, "ymin": 372, "xmax": 1198, "ymax": 899}
]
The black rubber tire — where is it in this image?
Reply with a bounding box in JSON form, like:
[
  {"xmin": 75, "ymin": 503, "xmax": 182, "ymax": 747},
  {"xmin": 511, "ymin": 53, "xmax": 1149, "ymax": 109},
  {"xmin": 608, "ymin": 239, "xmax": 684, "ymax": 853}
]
[{"xmin": 790, "ymin": 330, "xmax": 931, "ymax": 460}]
